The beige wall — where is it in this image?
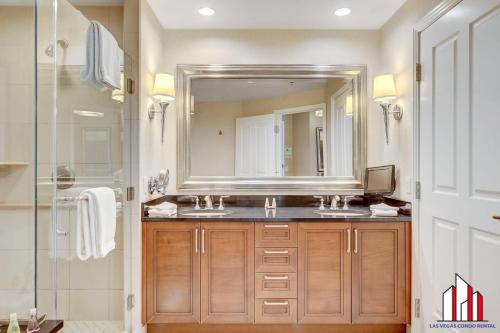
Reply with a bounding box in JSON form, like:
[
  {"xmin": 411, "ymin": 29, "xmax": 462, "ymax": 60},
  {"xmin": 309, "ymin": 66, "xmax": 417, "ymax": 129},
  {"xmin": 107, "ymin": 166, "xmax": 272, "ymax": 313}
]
[
  {"xmin": 377, "ymin": 0, "xmax": 442, "ymax": 200},
  {"xmin": 161, "ymin": 29, "xmax": 380, "ymax": 192},
  {"xmin": 77, "ymin": 6, "xmax": 124, "ymax": 49}
]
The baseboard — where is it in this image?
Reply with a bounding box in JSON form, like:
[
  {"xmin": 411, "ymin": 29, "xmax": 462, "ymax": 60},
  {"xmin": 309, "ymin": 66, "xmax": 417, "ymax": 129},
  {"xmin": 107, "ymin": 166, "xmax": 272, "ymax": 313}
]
[{"xmin": 147, "ymin": 324, "xmax": 407, "ymax": 333}]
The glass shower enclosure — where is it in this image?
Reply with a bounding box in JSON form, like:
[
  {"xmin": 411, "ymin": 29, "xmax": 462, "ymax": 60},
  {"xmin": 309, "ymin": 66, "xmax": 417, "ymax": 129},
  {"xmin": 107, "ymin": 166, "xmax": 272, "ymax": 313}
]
[{"xmin": 1, "ymin": 0, "xmax": 131, "ymax": 331}]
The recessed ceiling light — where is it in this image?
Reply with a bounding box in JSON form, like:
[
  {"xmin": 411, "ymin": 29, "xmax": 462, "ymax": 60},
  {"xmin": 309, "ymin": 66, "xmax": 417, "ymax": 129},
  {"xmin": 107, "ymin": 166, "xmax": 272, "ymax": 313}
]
[
  {"xmin": 334, "ymin": 8, "xmax": 351, "ymax": 16},
  {"xmin": 198, "ymin": 7, "xmax": 215, "ymax": 16}
]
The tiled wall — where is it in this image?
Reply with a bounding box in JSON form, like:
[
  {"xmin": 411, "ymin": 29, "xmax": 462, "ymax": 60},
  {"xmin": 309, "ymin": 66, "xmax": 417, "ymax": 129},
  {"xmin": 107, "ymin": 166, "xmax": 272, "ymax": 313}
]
[{"xmin": 0, "ymin": 2, "xmax": 125, "ymax": 321}]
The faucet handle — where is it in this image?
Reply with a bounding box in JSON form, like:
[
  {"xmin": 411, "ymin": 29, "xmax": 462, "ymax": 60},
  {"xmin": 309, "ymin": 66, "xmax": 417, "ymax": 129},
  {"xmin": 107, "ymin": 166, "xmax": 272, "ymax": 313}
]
[
  {"xmin": 343, "ymin": 195, "xmax": 355, "ymax": 210},
  {"xmin": 218, "ymin": 196, "xmax": 230, "ymax": 210},
  {"xmin": 313, "ymin": 196, "xmax": 325, "ymax": 210},
  {"xmin": 187, "ymin": 195, "xmax": 200, "ymax": 210}
]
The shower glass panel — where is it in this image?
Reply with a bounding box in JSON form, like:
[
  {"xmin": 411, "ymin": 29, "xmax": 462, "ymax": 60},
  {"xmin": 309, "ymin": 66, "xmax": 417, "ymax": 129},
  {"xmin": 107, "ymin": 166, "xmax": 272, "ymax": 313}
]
[{"xmin": 36, "ymin": 0, "xmax": 126, "ymax": 331}]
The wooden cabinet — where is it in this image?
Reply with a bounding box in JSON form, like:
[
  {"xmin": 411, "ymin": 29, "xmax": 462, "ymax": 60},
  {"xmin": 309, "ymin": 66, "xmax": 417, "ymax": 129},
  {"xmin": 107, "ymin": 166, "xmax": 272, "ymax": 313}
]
[
  {"xmin": 351, "ymin": 223, "xmax": 408, "ymax": 324},
  {"xmin": 143, "ymin": 222, "xmax": 200, "ymax": 324},
  {"xmin": 200, "ymin": 222, "xmax": 254, "ymax": 323},
  {"xmin": 297, "ymin": 223, "xmax": 352, "ymax": 324}
]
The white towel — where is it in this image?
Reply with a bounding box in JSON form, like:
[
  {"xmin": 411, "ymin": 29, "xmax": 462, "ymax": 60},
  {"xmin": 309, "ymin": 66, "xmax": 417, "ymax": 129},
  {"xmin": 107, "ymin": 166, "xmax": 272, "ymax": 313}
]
[
  {"xmin": 371, "ymin": 209, "xmax": 398, "ymax": 217},
  {"xmin": 148, "ymin": 201, "xmax": 177, "ymax": 218},
  {"xmin": 76, "ymin": 187, "xmax": 116, "ymax": 260},
  {"xmin": 81, "ymin": 21, "xmax": 121, "ymax": 91},
  {"xmin": 369, "ymin": 203, "xmax": 398, "ymax": 211}
]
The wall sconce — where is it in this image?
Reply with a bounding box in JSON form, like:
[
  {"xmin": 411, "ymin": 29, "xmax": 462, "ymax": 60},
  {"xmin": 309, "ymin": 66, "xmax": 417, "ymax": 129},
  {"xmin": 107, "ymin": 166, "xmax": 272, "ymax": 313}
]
[
  {"xmin": 373, "ymin": 74, "xmax": 403, "ymax": 144},
  {"xmin": 148, "ymin": 73, "xmax": 175, "ymax": 143}
]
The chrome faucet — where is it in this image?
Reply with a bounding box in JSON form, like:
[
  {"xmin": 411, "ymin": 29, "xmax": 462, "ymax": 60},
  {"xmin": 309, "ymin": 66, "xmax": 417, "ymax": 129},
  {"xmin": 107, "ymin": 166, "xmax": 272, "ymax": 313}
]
[
  {"xmin": 342, "ymin": 196, "xmax": 355, "ymax": 210},
  {"xmin": 204, "ymin": 195, "xmax": 214, "ymax": 210},
  {"xmin": 330, "ymin": 195, "xmax": 341, "ymax": 210}
]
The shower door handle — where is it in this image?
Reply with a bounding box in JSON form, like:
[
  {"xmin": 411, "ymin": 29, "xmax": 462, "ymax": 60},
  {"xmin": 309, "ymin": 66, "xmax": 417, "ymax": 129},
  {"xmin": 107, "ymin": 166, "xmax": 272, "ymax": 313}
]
[{"xmin": 56, "ymin": 229, "xmax": 68, "ymax": 236}]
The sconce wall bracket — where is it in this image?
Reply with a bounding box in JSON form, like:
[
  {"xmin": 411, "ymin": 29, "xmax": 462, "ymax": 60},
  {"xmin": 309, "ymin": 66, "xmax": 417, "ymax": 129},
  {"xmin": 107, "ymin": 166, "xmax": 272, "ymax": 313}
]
[
  {"xmin": 379, "ymin": 103, "xmax": 403, "ymax": 144},
  {"xmin": 148, "ymin": 101, "xmax": 170, "ymax": 143}
]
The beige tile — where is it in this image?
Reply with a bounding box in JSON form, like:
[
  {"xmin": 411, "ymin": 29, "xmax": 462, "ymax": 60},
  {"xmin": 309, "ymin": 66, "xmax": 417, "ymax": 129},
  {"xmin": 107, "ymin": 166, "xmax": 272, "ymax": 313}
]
[
  {"xmin": 68, "ymin": 290, "xmax": 108, "ymax": 320},
  {"xmin": 0, "ymin": 250, "xmax": 34, "ymax": 290},
  {"xmin": 108, "ymin": 290, "xmax": 124, "ymax": 320},
  {"xmin": 0, "ymin": 164, "xmax": 33, "ymax": 203},
  {"xmin": 37, "ymin": 289, "xmax": 69, "ymax": 320},
  {"xmin": 0, "ymin": 290, "xmax": 34, "ymax": 319},
  {"xmin": 0, "ymin": 209, "xmax": 34, "ymax": 250},
  {"xmin": 108, "ymin": 250, "xmax": 123, "ymax": 289},
  {"xmin": 37, "ymin": 250, "xmax": 71, "ymax": 290},
  {"xmin": 69, "ymin": 256, "xmax": 110, "ymax": 290}
]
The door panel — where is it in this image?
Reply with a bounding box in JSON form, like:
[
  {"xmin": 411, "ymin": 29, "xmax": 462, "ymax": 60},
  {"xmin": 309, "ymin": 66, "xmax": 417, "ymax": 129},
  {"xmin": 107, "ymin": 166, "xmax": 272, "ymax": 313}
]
[
  {"xmin": 297, "ymin": 223, "xmax": 351, "ymax": 324},
  {"xmin": 201, "ymin": 222, "xmax": 254, "ymax": 323},
  {"xmin": 419, "ymin": 0, "xmax": 500, "ymax": 328},
  {"xmin": 144, "ymin": 222, "xmax": 200, "ymax": 324},
  {"xmin": 351, "ymin": 223, "xmax": 406, "ymax": 324}
]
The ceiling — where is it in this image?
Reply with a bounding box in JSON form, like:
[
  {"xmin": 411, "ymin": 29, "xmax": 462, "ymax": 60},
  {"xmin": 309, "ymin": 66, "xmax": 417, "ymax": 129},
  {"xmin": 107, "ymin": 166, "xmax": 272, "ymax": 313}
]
[
  {"xmin": 147, "ymin": 0, "xmax": 406, "ymax": 30},
  {"xmin": 192, "ymin": 78, "xmax": 339, "ymax": 103}
]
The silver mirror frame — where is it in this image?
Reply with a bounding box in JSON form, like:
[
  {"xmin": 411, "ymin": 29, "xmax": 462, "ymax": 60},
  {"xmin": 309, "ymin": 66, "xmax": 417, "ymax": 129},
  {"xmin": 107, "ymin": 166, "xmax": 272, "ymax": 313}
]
[{"xmin": 177, "ymin": 64, "xmax": 367, "ymax": 194}]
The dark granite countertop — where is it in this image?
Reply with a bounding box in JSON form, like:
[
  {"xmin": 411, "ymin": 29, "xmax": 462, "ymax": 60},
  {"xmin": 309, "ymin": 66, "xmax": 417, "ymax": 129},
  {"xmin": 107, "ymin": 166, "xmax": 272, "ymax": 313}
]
[{"xmin": 143, "ymin": 206, "xmax": 411, "ymax": 223}]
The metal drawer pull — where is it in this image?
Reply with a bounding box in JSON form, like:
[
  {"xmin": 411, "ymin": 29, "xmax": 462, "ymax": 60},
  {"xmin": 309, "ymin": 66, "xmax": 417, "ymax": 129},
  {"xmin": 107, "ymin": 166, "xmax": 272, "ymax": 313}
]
[
  {"xmin": 201, "ymin": 228, "xmax": 205, "ymax": 254},
  {"xmin": 493, "ymin": 216, "xmax": 500, "ymax": 220},
  {"xmin": 264, "ymin": 275, "xmax": 289, "ymax": 281},
  {"xmin": 354, "ymin": 229, "xmax": 359, "ymax": 254},
  {"xmin": 346, "ymin": 228, "xmax": 351, "ymax": 254},
  {"xmin": 195, "ymin": 227, "xmax": 199, "ymax": 254},
  {"xmin": 263, "ymin": 250, "xmax": 289, "ymax": 255},
  {"xmin": 263, "ymin": 301, "xmax": 289, "ymax": 306},
  {"xmin": 264, "ymin": 224, "xmax": 289, "ymax": 228}
]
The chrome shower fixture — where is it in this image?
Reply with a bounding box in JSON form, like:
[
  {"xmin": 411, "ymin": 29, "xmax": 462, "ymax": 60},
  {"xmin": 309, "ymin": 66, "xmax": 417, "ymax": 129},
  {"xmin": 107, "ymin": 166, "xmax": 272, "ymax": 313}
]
[{"xmin": 44, "ymin": 39, "xmax": 70, "ymax": 57}]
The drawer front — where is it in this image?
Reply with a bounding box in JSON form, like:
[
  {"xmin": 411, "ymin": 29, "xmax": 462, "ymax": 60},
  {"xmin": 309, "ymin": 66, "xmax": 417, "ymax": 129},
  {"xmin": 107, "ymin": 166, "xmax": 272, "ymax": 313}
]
[
  {"xmin": 255, "ymin": 273, "xmax": 297, "ymax": 299},
  {"xmin": 255, "ymin": 223, "xmax": 297, "ymax": 247},
  {"xmin": 255, "ymin": 248, "xmax": 297, "ymax": 273},
  {"xmin": 255, "ymin": 299, "xmax": 297, "ymax": 324}
]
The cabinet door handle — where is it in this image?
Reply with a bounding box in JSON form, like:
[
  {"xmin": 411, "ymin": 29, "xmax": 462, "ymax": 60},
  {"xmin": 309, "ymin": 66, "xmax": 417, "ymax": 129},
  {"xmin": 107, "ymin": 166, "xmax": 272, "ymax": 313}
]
[
  {"xmin": 201, "ymin": 228, "xmax": 205, "ymax": 254},
  {"xmin": 195, "ymin": 227, "xmax": 199, "ymax": 254},
  {"xmin": 263, "ymin": 301, "xmax": 289, "ymax": 306},
  {"xmin": 264, "ymin": 224, "xmax": 289, "ymax": 228},
  {"xmin": 264, "ymin": 275, "xmax": 289, "ymax": 281},
  {"xmin": 264, "ymin": 250, "xmax": 289, "ymax": 255},
  {"xmin": 346, "ymin": 228, "xmax": 351, "ymax": 255},
  {"xmin": 354, "ymin": 229, "xmax": 359, "ymax": 254}
]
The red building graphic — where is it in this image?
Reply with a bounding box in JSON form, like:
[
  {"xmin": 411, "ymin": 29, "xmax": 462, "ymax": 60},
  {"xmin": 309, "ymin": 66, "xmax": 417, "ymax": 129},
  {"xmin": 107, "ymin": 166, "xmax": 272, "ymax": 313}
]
[{"xmin": 442, "ymin": 274, "xmax": 484, "ymax": 321}]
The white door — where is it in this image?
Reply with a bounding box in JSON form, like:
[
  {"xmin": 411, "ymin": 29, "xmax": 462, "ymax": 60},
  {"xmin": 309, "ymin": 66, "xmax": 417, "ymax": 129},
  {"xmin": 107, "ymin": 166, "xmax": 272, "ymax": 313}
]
[
  {"xmin": 419, "ymin": 0, "xmax": 500, "ymax": 330},
  {"xmin": 235, "ymin": 114, "xmax": 278, "ymax": 176}
]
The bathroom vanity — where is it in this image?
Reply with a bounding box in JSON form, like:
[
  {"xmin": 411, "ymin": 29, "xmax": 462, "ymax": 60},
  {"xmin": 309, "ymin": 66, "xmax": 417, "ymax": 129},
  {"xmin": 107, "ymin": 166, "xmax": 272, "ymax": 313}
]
[{"xmin": 141, "ymin": 197, "xmax": 411, "ymax": 333}]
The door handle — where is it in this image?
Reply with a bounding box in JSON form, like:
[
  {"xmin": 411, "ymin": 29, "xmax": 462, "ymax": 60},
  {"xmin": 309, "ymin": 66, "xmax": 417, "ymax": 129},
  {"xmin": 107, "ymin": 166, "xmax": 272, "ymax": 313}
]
[
  {"xmin": 347, "ymin": 228, "xmax": 351, "ymax": 254},
  {"xmin": 263, "ymin": 250, "xmax": 289, "ymax": 255},
  {"xmin": 264, "ymin": 275, "xmax": 289, "ymax": 281},
  {"xmin": 263, "ymin": 301, "xmax": 289, "ymax": 306},
  {"xmin": 264, "ymin": 224, "xmax": 288, "ymax": 228},
  {"xmin": 201, "ymin": 228, "xmax": 205, "ymax": 254},
  {"xmin": 354, "ymin": 229, "xmax": 359, "ymax": 254},
  {"xmin": 195, "ymin": 227, "xmax": 199, "ymax": 254},
  {"xmin": 56, "ymin": 229, "xmax": 68, "ymax": 236}
]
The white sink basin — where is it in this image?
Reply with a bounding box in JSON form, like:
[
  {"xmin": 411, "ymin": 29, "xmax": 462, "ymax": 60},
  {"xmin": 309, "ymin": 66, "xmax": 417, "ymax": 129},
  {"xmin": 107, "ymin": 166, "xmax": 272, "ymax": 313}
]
[
  {"xmin": 313, "ymin": 209, "xmax": 370, "ymax": 217},
  {"xmin": 178, "ymin": 210, "xmax": 233, "ymax": 217}
]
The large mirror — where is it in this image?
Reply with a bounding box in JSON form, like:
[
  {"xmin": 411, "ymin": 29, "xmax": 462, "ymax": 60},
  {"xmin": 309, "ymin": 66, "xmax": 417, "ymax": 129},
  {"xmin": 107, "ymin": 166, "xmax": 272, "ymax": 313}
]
[{"xmin": 177, "ymin": 65, "xmax": 366, "ymax": 192}]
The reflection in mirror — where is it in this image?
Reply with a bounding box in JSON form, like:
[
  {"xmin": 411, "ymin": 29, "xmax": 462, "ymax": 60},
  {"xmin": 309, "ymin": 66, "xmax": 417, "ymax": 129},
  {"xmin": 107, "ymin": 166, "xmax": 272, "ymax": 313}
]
[{"xmin": 190, "ymin": 78, "xmax": 354, "ymax": 178}]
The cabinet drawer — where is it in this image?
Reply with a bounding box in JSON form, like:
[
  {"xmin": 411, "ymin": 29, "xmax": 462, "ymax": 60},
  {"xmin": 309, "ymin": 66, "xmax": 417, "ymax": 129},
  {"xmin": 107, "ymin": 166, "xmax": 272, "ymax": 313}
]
[
  {"xmin": 255, "ymin": 299, "xmax": 297, "ymax": 324},
  {"xmin": 255, "ymin": 223, "xmax": 297, "ymax": 247},
  {"xmin": 256, "ymin": 273, "xmax": 297, "ymax": 299},
  {"xmin": 255, "ymin": 248, "xmax": 297, "ymax": 273}
]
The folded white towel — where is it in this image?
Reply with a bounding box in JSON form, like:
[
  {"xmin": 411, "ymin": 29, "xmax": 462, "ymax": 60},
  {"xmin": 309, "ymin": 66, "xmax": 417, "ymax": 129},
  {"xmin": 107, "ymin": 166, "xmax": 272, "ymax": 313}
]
[
  {"xmin": 81, "ymin": 21, "xmax": 122, "ymax": 91},
  {"xmin": 369, "ymin": 203, "xmax": 398, "ymax": 211},
  {"xmin": 76, "ymin": 187, "xmax": 116, "ymax": 260},
  {"xmin": 148, "ymin": 208, "xmax": 177, "ymax": 218},
  {"xmin": 152, "ymin": 201, "xmax": 177, "ymax": 210},
  {"xmin": 371, "ymin": 209, "xmax": 398, "ymax": 217}
]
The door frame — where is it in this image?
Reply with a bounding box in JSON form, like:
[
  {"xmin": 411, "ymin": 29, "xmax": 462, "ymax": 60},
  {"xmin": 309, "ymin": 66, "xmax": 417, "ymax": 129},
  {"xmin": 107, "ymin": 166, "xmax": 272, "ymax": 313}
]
[
  {"xmin": 412, "ymin": 1, "xmax": 464, "ymax": 332},
  {"xmin": 273, "ymin": 103, "xmax": 327, "ymax": 176}
]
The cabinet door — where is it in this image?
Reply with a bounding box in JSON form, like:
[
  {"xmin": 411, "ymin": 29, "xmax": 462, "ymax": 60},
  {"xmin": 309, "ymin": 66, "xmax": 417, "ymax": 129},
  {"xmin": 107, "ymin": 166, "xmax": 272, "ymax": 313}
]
[
  {"xmin": 144, "ymin": 222, "xmax": 200, "ymax": 324},
  {"xmin": 351, "ymin": 222, "xmax": 407, "ymax": 324},
  {"xmin": 201, "ymin": 222, "xmax": 254, "ymax": 323},
  {"xmin": 297, "ymin": 223, "xmax": 351, "ymax": 324}
]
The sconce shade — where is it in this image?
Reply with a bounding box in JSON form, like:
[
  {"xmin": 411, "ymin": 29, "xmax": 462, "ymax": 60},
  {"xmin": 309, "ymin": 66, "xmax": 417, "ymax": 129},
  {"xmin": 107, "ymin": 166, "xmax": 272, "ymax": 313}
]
[
  {"xmin": 373, "ymin": 74, "xmax": 397, "ymax": 102},
  {"xmin": 345, "ymin": 95, "xmax": 353, "ymax": 117},
  {"xmin": 153, "ymin": 73, "xmax": 175, "ymax": 102}
]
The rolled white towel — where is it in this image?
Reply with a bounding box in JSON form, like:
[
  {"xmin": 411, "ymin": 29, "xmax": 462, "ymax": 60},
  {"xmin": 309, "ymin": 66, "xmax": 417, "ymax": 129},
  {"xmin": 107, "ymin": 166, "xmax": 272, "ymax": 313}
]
[
  {"xmin": 370, "ymin": 203, "xmax": 398, "ymax": 211},
  {"xmin": 148, "ymin": 208, "xmax": 177, "ymax": 218},
  {"xmin": 371, "ymin": 209, "xmax": 398, "ymax": 217}
]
